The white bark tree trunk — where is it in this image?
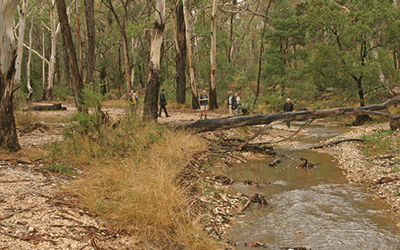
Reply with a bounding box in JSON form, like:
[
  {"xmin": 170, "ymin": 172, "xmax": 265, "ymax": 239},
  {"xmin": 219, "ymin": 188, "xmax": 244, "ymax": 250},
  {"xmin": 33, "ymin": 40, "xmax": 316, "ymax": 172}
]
[
  {"xmin": 0, "ymin": 0, "xmax": 21, "ymax": 151},
  {"xmin": 42, "ymin": 28, "xmax": 46, "ymax": 100},
  {"xmin": 45, "ymin": 0, "xmax": 59, "ymax": 100},
  {"xmin": 143, "ymin": 0, "xmax": 165, "ymax": 120},
  {"xmin": 130, "ymin": 37, "xmax": 139, "ymax": 90},
  {"xmin": 209, "ymin": 0, "xmax": 218, "ymax": 109},
  {"xmin": 26, "ymin": 13, "xmax": 34, "ymax": 101},
  {"xmin": 182, "ymin": 0, "xmax": 199, "ymax": 109},
  {"xmin": 15, "ymin": 0, "xmax": 29, "ymax": 94}
]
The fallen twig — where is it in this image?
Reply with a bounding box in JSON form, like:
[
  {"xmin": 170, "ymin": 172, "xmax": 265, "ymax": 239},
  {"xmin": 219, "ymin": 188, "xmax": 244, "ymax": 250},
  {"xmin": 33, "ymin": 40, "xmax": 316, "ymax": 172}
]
[
  {"xmin": 0, "ymin": 230, "xmax": 57, "ymax": 245},
  {"xmin": 310, "ymin": 138, "xmax": 364, "ymax": 149},
  {"xmin": 0, "ymin": 179, "xmax": 34, "ymax": 183},
  {"xmin": 0, "ymin": 205, "xmax": 37, "ymax": 221},
  {"xmin": 374, "ymin": 176, "xmax": 400, "ymax": 185}
]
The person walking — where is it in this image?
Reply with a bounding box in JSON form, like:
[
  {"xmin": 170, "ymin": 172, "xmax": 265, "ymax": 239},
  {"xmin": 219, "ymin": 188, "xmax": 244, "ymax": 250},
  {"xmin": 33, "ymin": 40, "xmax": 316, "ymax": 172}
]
[
  {"xmin": 129, "ymin": 89, "xmax": 139, "ymax": 113},
  {"xmin": 227, "ymin": 90, "xmax": 237, "ymax": 117},
  {"xmin": 198, "ymin": 89, "xmax": 209, "ymax": 119},
  {"xmin": 235, "ymin": 92, "xmax": 241, "ymax": 116},
  {"xmin": 283, "ymin": 98, "xmax": 294, "ymax": 128},
  {"xmin": 159, "ymin": 89, "xmax": 170, "ymax": 118}
]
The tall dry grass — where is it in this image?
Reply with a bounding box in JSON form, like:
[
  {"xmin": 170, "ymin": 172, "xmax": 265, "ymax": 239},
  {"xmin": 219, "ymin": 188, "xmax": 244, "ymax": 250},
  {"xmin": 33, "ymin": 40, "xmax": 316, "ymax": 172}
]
[{"xmin": 56, "ymin": 115, "xmax": 219, "ymax": 249}]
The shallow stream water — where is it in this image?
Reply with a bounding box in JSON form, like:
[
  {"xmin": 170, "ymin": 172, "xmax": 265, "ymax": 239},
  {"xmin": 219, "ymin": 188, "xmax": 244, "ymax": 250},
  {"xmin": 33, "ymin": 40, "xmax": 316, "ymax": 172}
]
[{"xmin": 225, "ymin": 124, "xmax": 400, "ymax": 249}]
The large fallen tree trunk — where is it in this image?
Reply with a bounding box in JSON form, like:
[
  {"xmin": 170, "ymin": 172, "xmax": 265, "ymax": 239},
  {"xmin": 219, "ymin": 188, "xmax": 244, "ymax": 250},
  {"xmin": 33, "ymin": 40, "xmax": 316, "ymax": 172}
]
[{"xmin": 170, "ymin": 99, "xmax": 400, "ymax": 132}]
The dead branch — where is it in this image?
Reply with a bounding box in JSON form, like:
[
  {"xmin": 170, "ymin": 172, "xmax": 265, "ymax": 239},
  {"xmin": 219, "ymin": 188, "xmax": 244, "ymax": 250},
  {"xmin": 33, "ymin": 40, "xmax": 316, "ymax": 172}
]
[
  {"xmin": 239, "ymin": 194, "xmax": 268, "ymax": 212},
  {"xmin": 0, "ymin": 205, "xmax": 37, "ymax": 221},
  {"xmin": 374, "ymin": 176, "xmax": 400, "ymax": 185},
  {"xmin": 235, "ymin": 121, "xmax": 280, "ymax": 150},
  {"xmin": 169, "ymin": 99, "xmax": 400, "ymax": 132},
  {"xmin": 311, "ymin": 139, "xmax": 365, "ymax": 149},
  {"xmin": 0, "ymin": 179, "xmax": 34, "ymax": 183},
  {"xmin": 0, "ymin": 230, "xmax": 57, "ymax": 244},
  {"xmin": 181, "ymin": 148, "xmax": 195, "ymax": 168}
]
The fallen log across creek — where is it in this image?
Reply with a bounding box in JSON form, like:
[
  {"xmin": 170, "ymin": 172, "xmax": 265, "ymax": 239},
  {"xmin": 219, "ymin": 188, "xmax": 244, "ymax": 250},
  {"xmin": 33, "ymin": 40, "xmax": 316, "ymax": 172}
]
[{"xmin": 168, "ymin": 99, "xmax": 400, "ymax": 132}]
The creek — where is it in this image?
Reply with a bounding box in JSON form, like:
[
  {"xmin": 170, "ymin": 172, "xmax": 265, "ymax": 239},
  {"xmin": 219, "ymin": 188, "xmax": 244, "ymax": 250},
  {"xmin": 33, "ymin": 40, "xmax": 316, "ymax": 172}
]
[{"xmin": 225, "ymin": 124, "xmax": 400, "ymax": 250}]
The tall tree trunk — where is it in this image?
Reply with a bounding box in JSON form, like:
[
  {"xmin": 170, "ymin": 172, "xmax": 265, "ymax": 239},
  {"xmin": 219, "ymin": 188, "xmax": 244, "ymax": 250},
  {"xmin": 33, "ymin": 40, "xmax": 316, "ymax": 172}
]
[
  {"xmin": 0, "ymin": 0, "xmax": 21, "ymax": 151},
  {"xmin": 56, "ymin": 0, "xmax": 84, "ymax": 112},
  {"xmin": 130, "ymin": 38, "xmax": 140, "ymax": 91},
  {"xmin": 209, "ymin": 0, "xmax": 218, "ymax": 110},
  {"xmin": 102, "ymin": 0, "xmax": 131, "ymax": 98},
  {"xmin": 84, "ymin": 0, "xmax": 95, "ymax": 85},
  {"xmin": 26, "ymin": 14, "xmax": 34, "ymax": 102},
  {"xmin": 76, "ymin": 0, "xmax": 83, "ymax": 72},
  {"xmin": 46, "ymin": 0, "xmax": 58, "ymax": 101},
  {"xmin": 356, "ymin": 76, "xmax": 365, "ymax": 107},
  {"xmin": 42, "ymin": 29, "xmax": 46, "ymax": 100},
  {"xmin": 15, "ymin": 0, "xmax": 29, "ymax": 98},
  {"xmin": 143, "ymin": 0, "xmax": 165, "ymax": 120},
  {"xmin": 254, "ymin": 0, "xmax": 272, "ymax": 105},
  {"xmin": 121, "ymin": 28, "xmax": 131, "ymax": 97},
  {"xmin": 175, "ymin": 0, "xmax": 186, "ymax": 104},
  {"xmin": 183, "ymin": 0, "xmax": 199, "ymax": 109}
]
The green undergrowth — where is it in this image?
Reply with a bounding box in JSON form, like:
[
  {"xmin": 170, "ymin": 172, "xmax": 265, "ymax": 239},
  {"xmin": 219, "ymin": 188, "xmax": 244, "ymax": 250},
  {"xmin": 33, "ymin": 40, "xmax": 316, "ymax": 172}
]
[{"xmin": 360, "ymin": 129, "xmax": 400, "ymax": 172}]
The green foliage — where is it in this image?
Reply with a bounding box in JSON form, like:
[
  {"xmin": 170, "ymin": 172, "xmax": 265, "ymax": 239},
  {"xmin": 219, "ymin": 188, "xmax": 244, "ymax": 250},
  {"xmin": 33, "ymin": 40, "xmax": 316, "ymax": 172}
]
[
  {"xmin": 53, "ymin": 83, "xmax": 73, "ymax": 101},
  {"xmin": 63, "ymin": 83, "xmax": 109, "ymax": 139},
  {"xmin": 43, "ymin": 142, "xmax": 74, "ymax": 174},
  {"xmin": 298, "ymin": 0, "xmax": 399, "ymax": 106},
  {"xmin": 361, "ymin": 129, "xmax": 399, "ymax": 157}
]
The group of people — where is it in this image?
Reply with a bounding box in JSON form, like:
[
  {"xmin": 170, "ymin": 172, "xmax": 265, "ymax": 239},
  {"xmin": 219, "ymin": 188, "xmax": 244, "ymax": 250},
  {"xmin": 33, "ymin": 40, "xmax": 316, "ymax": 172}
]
[
  {"xmin": 197, "ymin": 89, "xmax": 242, "ymax": 119},
  {"xmin": 130, "ymin": 88, "xmax": 295, "ymax": 126}
]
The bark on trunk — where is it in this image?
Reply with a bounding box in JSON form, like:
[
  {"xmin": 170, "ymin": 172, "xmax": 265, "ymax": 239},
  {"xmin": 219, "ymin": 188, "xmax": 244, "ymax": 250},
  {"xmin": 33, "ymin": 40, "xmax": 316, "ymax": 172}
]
[
  {"xmin": 45, "ymin": 0, "xmax": 58, "ymax": 101},
  {"xmin": 26, "ymin": 14, "xmax": 34, "ymax": 102},
  {"xmin": 84, "ymin": 0, "xmax": 96, "ymax": 85},
  {"xmin": 209, "ymin": 0, "xmax": 218, "ymax": 110},
  {"xmin": 254, "ymin": 1, "xmax": 272, "ymax": 105},
  {"xmin": 170, "ymin": 99, "xmax": 400, "ymax": 132},
  {"xmin": 143, "ymin": 0, "xmax": 165, "ymax": 120},
  {"xmin": 15, "ymin": 0, "xmax": 29, "ymax": 93},
  {"xmin": 182, "ymin": 0, "xmax": 199, "ymax": 109},
  {"xmin": 0, "ymin": 0, "xmax": 21, "ymax": 151},
  {"xmin": 175, "ymin": 0, "xmax": 186, "ymax": 104},
  {"xmin": 56, "ymin": 0, "xmax": 84, "ymax": 112},
  {"xmin": 101, "ymin": 0, "xmax": 131, "ymax": 98}
]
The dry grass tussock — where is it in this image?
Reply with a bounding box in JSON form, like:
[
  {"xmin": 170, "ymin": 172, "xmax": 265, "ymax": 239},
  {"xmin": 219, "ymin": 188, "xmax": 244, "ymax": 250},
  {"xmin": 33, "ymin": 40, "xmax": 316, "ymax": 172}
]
[{"xmin": 56, "ymin": 116, "xmax": 218, "ymax": 249}]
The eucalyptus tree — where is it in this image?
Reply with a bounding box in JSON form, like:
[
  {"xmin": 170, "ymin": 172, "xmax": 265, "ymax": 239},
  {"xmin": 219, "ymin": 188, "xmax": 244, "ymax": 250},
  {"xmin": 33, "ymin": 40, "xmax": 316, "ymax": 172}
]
[
  {"xmin": 143, "ymin": 0, "xmax": 165, "ymax": 120},
  {"xmin": 174, "ymin": 0, "xmax": 186, "ymax": 104},
  {"xmin": 183, "ymin": 0, "xmax": 199, "ymax": 109},
  {"xmin": 101, "ymin": 0, "xmax": 134, "ymax": 99},
  {"xmin": 56, "ymin": 0, "xmax": 84, "ymax": 112},
  {"xmin": 261, "ymin": 0, "xmax": 306, "ymax": 97},
  {"xmin": 84, "ymin": 0, "xmax": 95, "ymax": 86},
  {"xmin": 14, "ymin": 0, "xmax": 29, "ymax": 100},
  {"xmin": 0, "ymin": 0, "xmax": 21, "ymax": 151},
  {"xmin": 298, "ymin": 0, "xmax": 399, "ymax": 107}
]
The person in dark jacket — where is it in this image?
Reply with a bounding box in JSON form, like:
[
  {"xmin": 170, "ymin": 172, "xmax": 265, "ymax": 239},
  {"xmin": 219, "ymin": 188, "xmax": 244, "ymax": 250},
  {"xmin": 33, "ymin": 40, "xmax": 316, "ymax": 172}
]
[
  {"xmin": 283, "ymin": 98, "xmax": 294, "ymax": 128},
  {"xmin": 159, "ymin": 89, "xmax": 170, "ymax": 118}
]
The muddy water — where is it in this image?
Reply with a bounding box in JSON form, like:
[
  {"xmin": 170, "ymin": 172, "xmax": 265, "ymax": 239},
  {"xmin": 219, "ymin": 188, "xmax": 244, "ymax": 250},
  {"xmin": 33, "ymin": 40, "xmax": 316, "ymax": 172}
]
[{"xmin": 225, "ymin": 124, "xmax": 400, "ymax": 249}]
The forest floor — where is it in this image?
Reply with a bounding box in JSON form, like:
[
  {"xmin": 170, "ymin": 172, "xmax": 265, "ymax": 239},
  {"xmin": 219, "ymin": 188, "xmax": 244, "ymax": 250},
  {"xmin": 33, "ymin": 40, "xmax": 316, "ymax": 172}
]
[{"xmin": 1, "ymin": 101, "xmax": 400, "ymax": 249}]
